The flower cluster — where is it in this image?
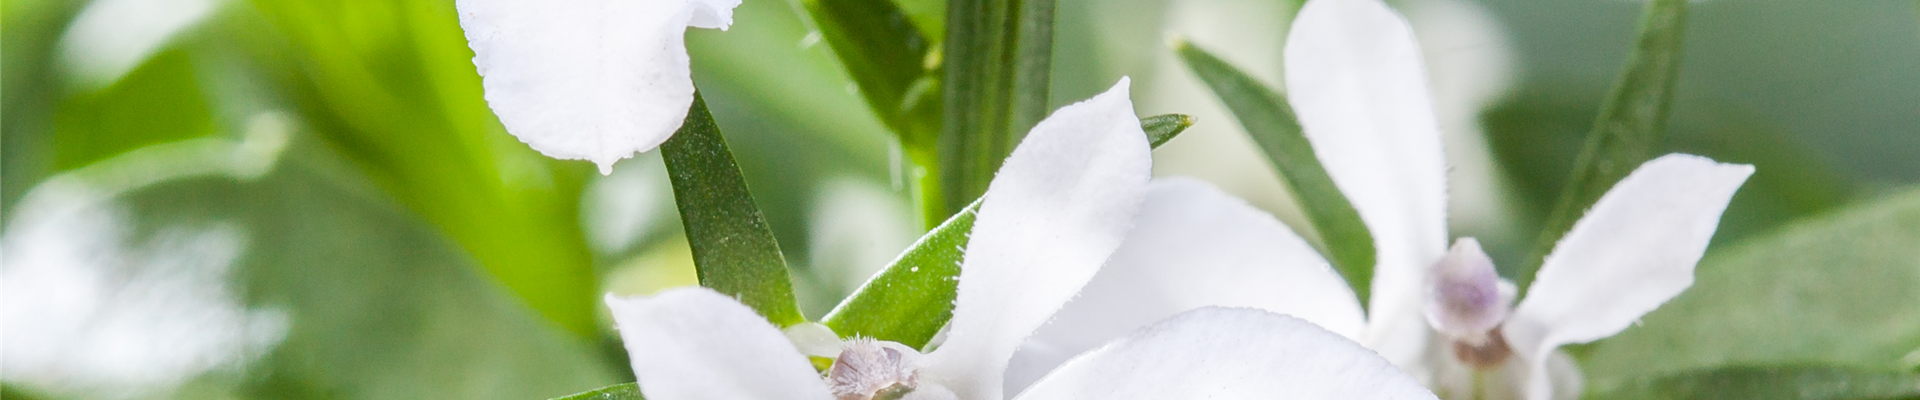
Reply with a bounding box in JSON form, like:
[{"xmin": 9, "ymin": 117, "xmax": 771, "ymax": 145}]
[{"xmin": 455, "ymin": 0, "xmax": 1752, "ymax": 398}]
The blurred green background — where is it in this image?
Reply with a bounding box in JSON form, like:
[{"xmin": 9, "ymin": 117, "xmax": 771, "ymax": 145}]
[{"xmin": 3, "ymin": 0, "xmax": 1916, "ymax": 399}]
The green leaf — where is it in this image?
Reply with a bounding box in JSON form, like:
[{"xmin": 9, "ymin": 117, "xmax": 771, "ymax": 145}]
[
  {"xmin": 821, "ymin": 116, "xmax": 1192, "ymax": 349},
  {"xmin": 795, "ymin": 0, "xmax": 940, "ymax": 149},
  {"xmin": 1140, "ymin": 113, "xmax": 1196, "ymax": 148},
  {"xmin": 1520, "ymin": 0, "xmax": 1689, "ymax": 292},
  {"xmin": 792, "ymin": 0, "xmax": 948, "ymax": 228},
  {"xmin": 2, "ymin": 0, "xmax": 86, "ymax": 211},
  {"xmin": 242, "ymin": 0, "xmax": 601, "ymax": 337},
  {"xmin": 1578, "ymin": 188, "xmax": 1920, "ymax": 384},
  {"xmin": 548, "ymin": 383, "xmax": 642, "ymax": 400},
  {"xmin": 1588, "ymin": 365, "xmax": 1920, "ymax": 400},
  {"xmin": 0, "ymin": 385, "xmax": 50, "ymax": 400},
  {"xmin": 52, "ymin": 48, "xmax": 218, "ymax": 171},
  {"xmin": 1482, "ymin": 86, "xmax": 1856, "ymax": 255},
  {"xmin": 661, "ymin": 93, "xmax": 806, "ymax": 327},
  {"xmin": 823, "ymin": 198, "xmax": 977, "ymax": 349},
  {"xmin": 1170, "ymin": 38, "xmax": 1378, "ymax": 308},
  {"xmin": 937, "ymin": 0, "xmax": 1056, "ymax": 219}
]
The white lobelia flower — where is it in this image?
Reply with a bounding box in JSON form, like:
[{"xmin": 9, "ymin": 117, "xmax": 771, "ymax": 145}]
[
  {"xmin": 605, "ymin": 79, "xmax": 1440, "ymax": 400},
  {"xmin": 455, "ymin": 0, "xmax": 742, "ymax": 174},
  {"xmin": 1010, "ymin": 1, "xmax": 1755, "ymax": 400}
]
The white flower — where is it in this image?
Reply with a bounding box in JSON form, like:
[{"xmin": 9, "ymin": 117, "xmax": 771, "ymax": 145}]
[
  {"xmin": 1010, "ymin": 1, "xmax": 1754, "ymax": 399},
  {"xmin": 605, "ymin": 79, "xmax": 1439, "ymax": 400},
  {"xmin": 455, "ymin": 0, "xmax": 743, "ymax": 174}
]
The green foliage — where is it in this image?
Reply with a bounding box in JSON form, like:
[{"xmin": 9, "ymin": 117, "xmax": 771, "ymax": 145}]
[
  {"xmin": 547, "ymin": 383, "xmax": 642, "ymax": 400},
  {"xmin": 1579, "ymin": 188, "xmax": 1920, "ymax": 385},
  {"xmin": 52, "ymin": 49, "xmax": 218, "ymax": 171},
  {"xmin": 662, "ymin": 94, "xmax": 806, "ymax": 327},
  {"xmin": 1587, "ymin": 365, "xmax": 1920, "ymax": 400},
  {"xmin": 1483, "ymin": 86, "xmax": 1855, "ymax": 255},
  {"xmin": 1140, "ymin": 114, "xmax": 1196, "ymax": 148},
  {"xmin": 821, "ymin": 115, "xmax": 1191, "ymax": 349},
  {"xmin": 238, "ymin": 0, "xmax": 601, "ymax": 337},
  {"xmin": 13, "ymin": 128, "xmax": 619, "ymax": 399},
  {"xmin": 1, "ymin": 0, "xmax": 85, "ymax": 212},
  {"xmin": 1170, "ymin": 39, "xmax": 1378, "ymax": 308},
  {"xmin": 822, "ymin": 200, "xmax": 976, "ymax": 349},
  {"xmin": 938, "ymin": 0, "xmax": 1057, "ymax": 219},
  {"xmin": 794, "ymin": 0, "xmax": 948, "ymax": 227},
  {"xmin": 795, "ymin": 0, "xmax": 942, "ymax": 151},
  {"xmin": 1520, "ymin": 0, "xmax": 1689, "ymax": 292}
]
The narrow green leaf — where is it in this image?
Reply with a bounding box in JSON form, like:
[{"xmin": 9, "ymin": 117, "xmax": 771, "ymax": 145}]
[
  {"xmin": 661, "ymin": 93, "xmax": 805, "ymax": 327},
  {"xmin": 548, "ymin": 383, "xmax": 642, "ymax": 400},
  {"xmin": 1170, "ymin": 39, "xmax": 1378, "ymax": 308},
  {"xmin": 1579, "ymin": 188, "xmax": 1920, "ymax": 383},
  {"xmin": 1589, "ymin": 365, "xmax": 1920, "ymax": 400},
  {"xmin": 937, "ymin": 0, "xmax": 1056, "ymax": 219},
  {"xmin": 1520, "ymin": 0, "xmax": 1688, "ymax": 292},
  {"xmin": 793, "ymin": 0, "xmax": 948, "ymax": 228},
  {"xmin": 822, "ymin": 116, "xmax": 1192, "ymax": 349},
  {"xmin": 796, "ymin": 0, "xmax": 940, "ymax": 148}
]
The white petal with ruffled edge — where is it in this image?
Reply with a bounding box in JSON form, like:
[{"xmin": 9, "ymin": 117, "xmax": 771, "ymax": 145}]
[
  {"xmin": 1013, "ymin": 307, "xmax": 1437, "ymax": 400},
  {"xmin": 456, "ymin": 0, "xmax": 741, "ymax": 174},
  {"xmin": 1004, "ymin": 177, "xmax": 1366, "ymax": 394},
  {"xmin": 921, "ymin": 78, "xmax": 1153, "ymax": 400},
  {"xmin": 1284, "ymin": 0, "xmax": 1451, "ymax": 371},
  {"xmin": 605, "ymin": 289, "xmax": 832, "ymax": 400},
  {"xmin": 1504, "ymin": 154, "xmax": 1753, "ymax": 400}
]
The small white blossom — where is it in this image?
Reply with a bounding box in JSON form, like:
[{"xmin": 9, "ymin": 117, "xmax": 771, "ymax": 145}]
[
  {"xmin": 1009, "ymin": 1, "xmax": 1754, "ymax": 399},
  {"xmin": 605, "ymin": 79, "xmax": 1438, "ymax": 400}
]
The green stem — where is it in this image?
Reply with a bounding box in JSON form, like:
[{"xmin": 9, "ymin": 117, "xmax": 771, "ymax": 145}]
[
  {"xmin": 937, "ymin": 0, "xmax": 1055, "ymax": 218},
  {"xmin": 1519, "ymin": 0, "xmax": 1687, "ymax": 293}
]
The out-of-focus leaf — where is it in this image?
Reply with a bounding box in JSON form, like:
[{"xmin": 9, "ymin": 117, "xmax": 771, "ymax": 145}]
[
  {"xmin": 230, "ymin": 144, "xmax": 619, "ymax": 400},
  {"xmin": 1170, "ymin": 39, "xmax": 1377, "ymax": 307},
  {"xmin": 661, "ymin": 94, "xmax": 806, "ymax": 327},
  {"xmin": 239, "ymin": 0, "xmax": 599, "ymax": 336},
  {"xmin": 1483, "ymin": 86, "xmax": 1855, "ymax": 271},
  {"xmin": 796, "ymin": 0, "xmax": 940, "ymax": 150},
  {"xmin": 547, "ymin": 383, "xmax": 641, "ymax": 400},
  {"xmin": 821, "ymin": 116, "xmax": 1191, "ymax": 349},
  {"xmin": 6, "ymin": 123, "xmax": 617, "ymax": 399},
  {"xmin": 1520, "ymin": 0, "xmax": 1689, "ymax": 292},
  {"xmin": 794, "ymin": 0, "xmax": 947, "ymax": 228},
  {"xmin": 0, "ymin": 385, "xmax": 50, "ymax": 400},
  {"xmin": 2, "ymin": 0, "xmax": 87, "ymax": 216},
  {"xmin": 53, "ymin": 49, "xmax": 217, "ymax": 170},
  {"xmin": 1588, "ymin": 365, "xmax": 1920, "ymax": 400},
  {"xmin": 1578, "ymin": 188, "xmax": 1920, "ymax": 383},
  {"xmin": 937, "ymin": 0, "xmax": 1056, "ymax": 219}
]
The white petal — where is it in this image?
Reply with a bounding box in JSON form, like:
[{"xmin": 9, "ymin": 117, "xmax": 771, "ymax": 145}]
[
  {"xmin": 456, "ymin": 0, "xmax": 742, "ymax": 174},
  {"xmin": 1505, "ymin": 154, "xmax": 1753, "ymax": 400},
  {"xmin": 1284, "ymin": 0, "xmax": 1451, "ymax": 369},
  {"xmin": 1014, "ymin": 308, "xmax": 1437, "ymax": 400},
  {"xmin": 923, "ymin": 78, "xmax": 1153, "ymax": 400},
  {"xmin": 1005, "ymin": 177, "xmax": 1365, "ymax": 394},
  {"xmin": 605, "ymin": 289, "xmax": 832, "ymax": 400}
]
